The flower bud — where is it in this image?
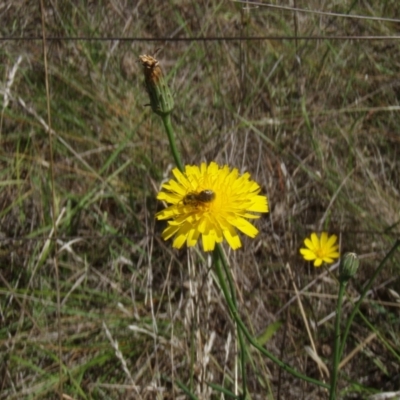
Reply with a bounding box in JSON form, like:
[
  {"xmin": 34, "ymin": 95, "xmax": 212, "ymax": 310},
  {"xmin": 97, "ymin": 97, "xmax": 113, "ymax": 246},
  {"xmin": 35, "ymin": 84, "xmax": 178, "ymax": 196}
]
[
  {"xmin": 139, "ymin": 54, "xmax": 174, "ymax": 116},
  {"xmin": 339, "ymin": 252, "xmax": 359, "ymax": 283}
]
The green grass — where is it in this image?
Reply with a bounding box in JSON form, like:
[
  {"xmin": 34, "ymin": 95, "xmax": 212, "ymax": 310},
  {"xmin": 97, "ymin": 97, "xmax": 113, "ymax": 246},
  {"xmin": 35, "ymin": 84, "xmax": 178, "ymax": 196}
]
[{"xmin": 1, "ymin": 1, "xmax": 399, "ymax": 398}]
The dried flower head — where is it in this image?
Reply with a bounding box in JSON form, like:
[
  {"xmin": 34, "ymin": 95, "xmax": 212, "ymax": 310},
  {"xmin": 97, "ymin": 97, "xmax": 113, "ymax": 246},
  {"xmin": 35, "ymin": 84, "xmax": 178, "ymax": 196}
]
[
  {"xmin": 139, "ymin": 55, "xmax": 162, "ymax": 84},
  {"xmin": 139, "ymin": 54, "xmax": 174, "ymax": 116}
]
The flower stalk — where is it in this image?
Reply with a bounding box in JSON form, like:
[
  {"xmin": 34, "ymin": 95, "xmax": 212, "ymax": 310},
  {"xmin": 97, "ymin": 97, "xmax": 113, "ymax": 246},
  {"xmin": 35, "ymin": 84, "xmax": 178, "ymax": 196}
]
[
  {"xmin": 330, "ymin": 254, "xmax": 360, "ymax": 399},
  {"xmin": 161, "ymin": 113, "xmax": 184, "ymax": 172},
  {"xmin": 213, "ymin": 245, "xmax": 329, "ymax": 390},
  {"xmin": 329, "ymin": 278, "xmax": 346, "ymax": 400}
]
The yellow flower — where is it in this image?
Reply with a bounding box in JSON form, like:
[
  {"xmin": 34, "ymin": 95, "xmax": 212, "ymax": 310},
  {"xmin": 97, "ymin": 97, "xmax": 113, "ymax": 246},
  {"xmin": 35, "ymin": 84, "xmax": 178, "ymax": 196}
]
[
  {"xmin": 300, "ymin": 232, "xmax": 340, "ymax": 267},
  {"xmin": 156, "ymin": 162, "xmax": 269, "ymax": 251}
]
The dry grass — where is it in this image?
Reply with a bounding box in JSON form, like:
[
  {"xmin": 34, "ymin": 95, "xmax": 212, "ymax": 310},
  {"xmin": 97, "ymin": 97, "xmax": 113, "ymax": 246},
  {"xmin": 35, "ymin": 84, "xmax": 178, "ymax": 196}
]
[{"xmin": 0, "ymin": 1, "xmax": 399, "ymax": 399}]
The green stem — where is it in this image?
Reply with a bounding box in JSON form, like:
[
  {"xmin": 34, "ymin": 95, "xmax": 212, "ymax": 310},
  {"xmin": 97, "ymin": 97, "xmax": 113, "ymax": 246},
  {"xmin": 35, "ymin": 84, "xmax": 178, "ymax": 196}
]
[
  {"xmin": 339, "ymin": 239, "xmax": 400, "ymax": 360},
  {"xmin": 213, "ymin": 245, "xmax": 329, "ymax": 390},
  {"xmin": 329, "ymin": 281, "xmax": 346, "ymax": 400},
  {"xmin": 161, "ymin": 114, "xmax": 184, "ymax": 172},
  {"xmin": 214, "ymin": 245, "xmax": 247, "ymax": 398},
  {"xmin": 190, "ymin": 318, "xmax": 195, "ymax": 392}
]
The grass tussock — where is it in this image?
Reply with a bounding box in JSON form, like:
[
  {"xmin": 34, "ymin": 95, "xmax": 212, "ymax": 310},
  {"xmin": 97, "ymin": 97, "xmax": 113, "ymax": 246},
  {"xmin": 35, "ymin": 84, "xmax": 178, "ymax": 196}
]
[{"xmin": 0, "ymin": 1, "xmax": 399, "ymax": 399}]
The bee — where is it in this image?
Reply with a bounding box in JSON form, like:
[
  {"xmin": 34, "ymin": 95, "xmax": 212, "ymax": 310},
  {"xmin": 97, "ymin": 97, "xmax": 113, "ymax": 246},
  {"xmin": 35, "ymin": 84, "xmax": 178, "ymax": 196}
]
[{"xmin": 182, "ymin": 189, "xmax": 216, "ymax": 207}]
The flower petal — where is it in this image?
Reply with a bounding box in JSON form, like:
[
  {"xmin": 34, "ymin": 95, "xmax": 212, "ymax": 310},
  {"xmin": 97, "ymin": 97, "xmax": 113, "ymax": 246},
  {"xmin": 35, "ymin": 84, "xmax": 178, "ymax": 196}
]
[
  {"xmin": 310, "ymin": 233, "xmax": 320, "ymax": 250},
  {"xmin": 300, "ymin": 248, "xmax": 317, "ymax": 261},
  {"xmin": 223, "ymin": 224, "xmax": 242, "ymax": 250},
  {"xmin": 320, "ymin": 232, "xmax": 329, "ymax": 247},
  {"xmin": 303, "ymin": 238, "xmax": 314, "ymax": 251},
  {"xmin": 314, "ymin": 258, "xmax": 323, "ymax": 267},
  {"xmin": 326, "ymin": 234, "xmax": 338, "ymax": 249}
]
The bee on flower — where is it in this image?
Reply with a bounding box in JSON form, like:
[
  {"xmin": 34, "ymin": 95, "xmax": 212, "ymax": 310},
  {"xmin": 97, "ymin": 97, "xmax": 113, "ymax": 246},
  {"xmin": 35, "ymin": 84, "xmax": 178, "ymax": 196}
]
[
  {"xmin": 156, "ymin": 162, "xmax": 269, "ymax": 252},
  {"xmin": 182, "ymin": 189, "xmax": 216, "ymax": 206}
]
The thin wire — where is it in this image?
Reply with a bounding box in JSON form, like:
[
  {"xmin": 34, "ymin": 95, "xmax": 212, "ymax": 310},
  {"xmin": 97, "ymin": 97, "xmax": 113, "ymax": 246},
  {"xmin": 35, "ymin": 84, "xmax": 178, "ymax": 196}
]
[
  {"xmin": 1, "ymin": 35, "xmax": 400, "ymax": 42},
  {"xmin": 233, "ymin": 0, "xmax": 400, "ymax": 23}
]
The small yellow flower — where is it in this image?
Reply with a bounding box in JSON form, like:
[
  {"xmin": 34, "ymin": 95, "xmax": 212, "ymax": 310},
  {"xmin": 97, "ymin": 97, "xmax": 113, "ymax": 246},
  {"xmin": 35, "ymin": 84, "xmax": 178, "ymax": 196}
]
[
  {"xmin": 300, "ymin": 232, "xmax": 340, "ymax": 267},
  {"xmin": 156, "ymin": 162, "xmax": 269, "ymax": 251}
]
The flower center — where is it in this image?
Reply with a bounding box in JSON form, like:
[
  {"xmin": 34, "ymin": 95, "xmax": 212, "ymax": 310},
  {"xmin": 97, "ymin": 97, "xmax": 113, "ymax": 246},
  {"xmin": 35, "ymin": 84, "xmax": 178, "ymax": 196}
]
[{"xmin": 316, "ymin": 247, "xmax": 327, "ymax": 258}]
